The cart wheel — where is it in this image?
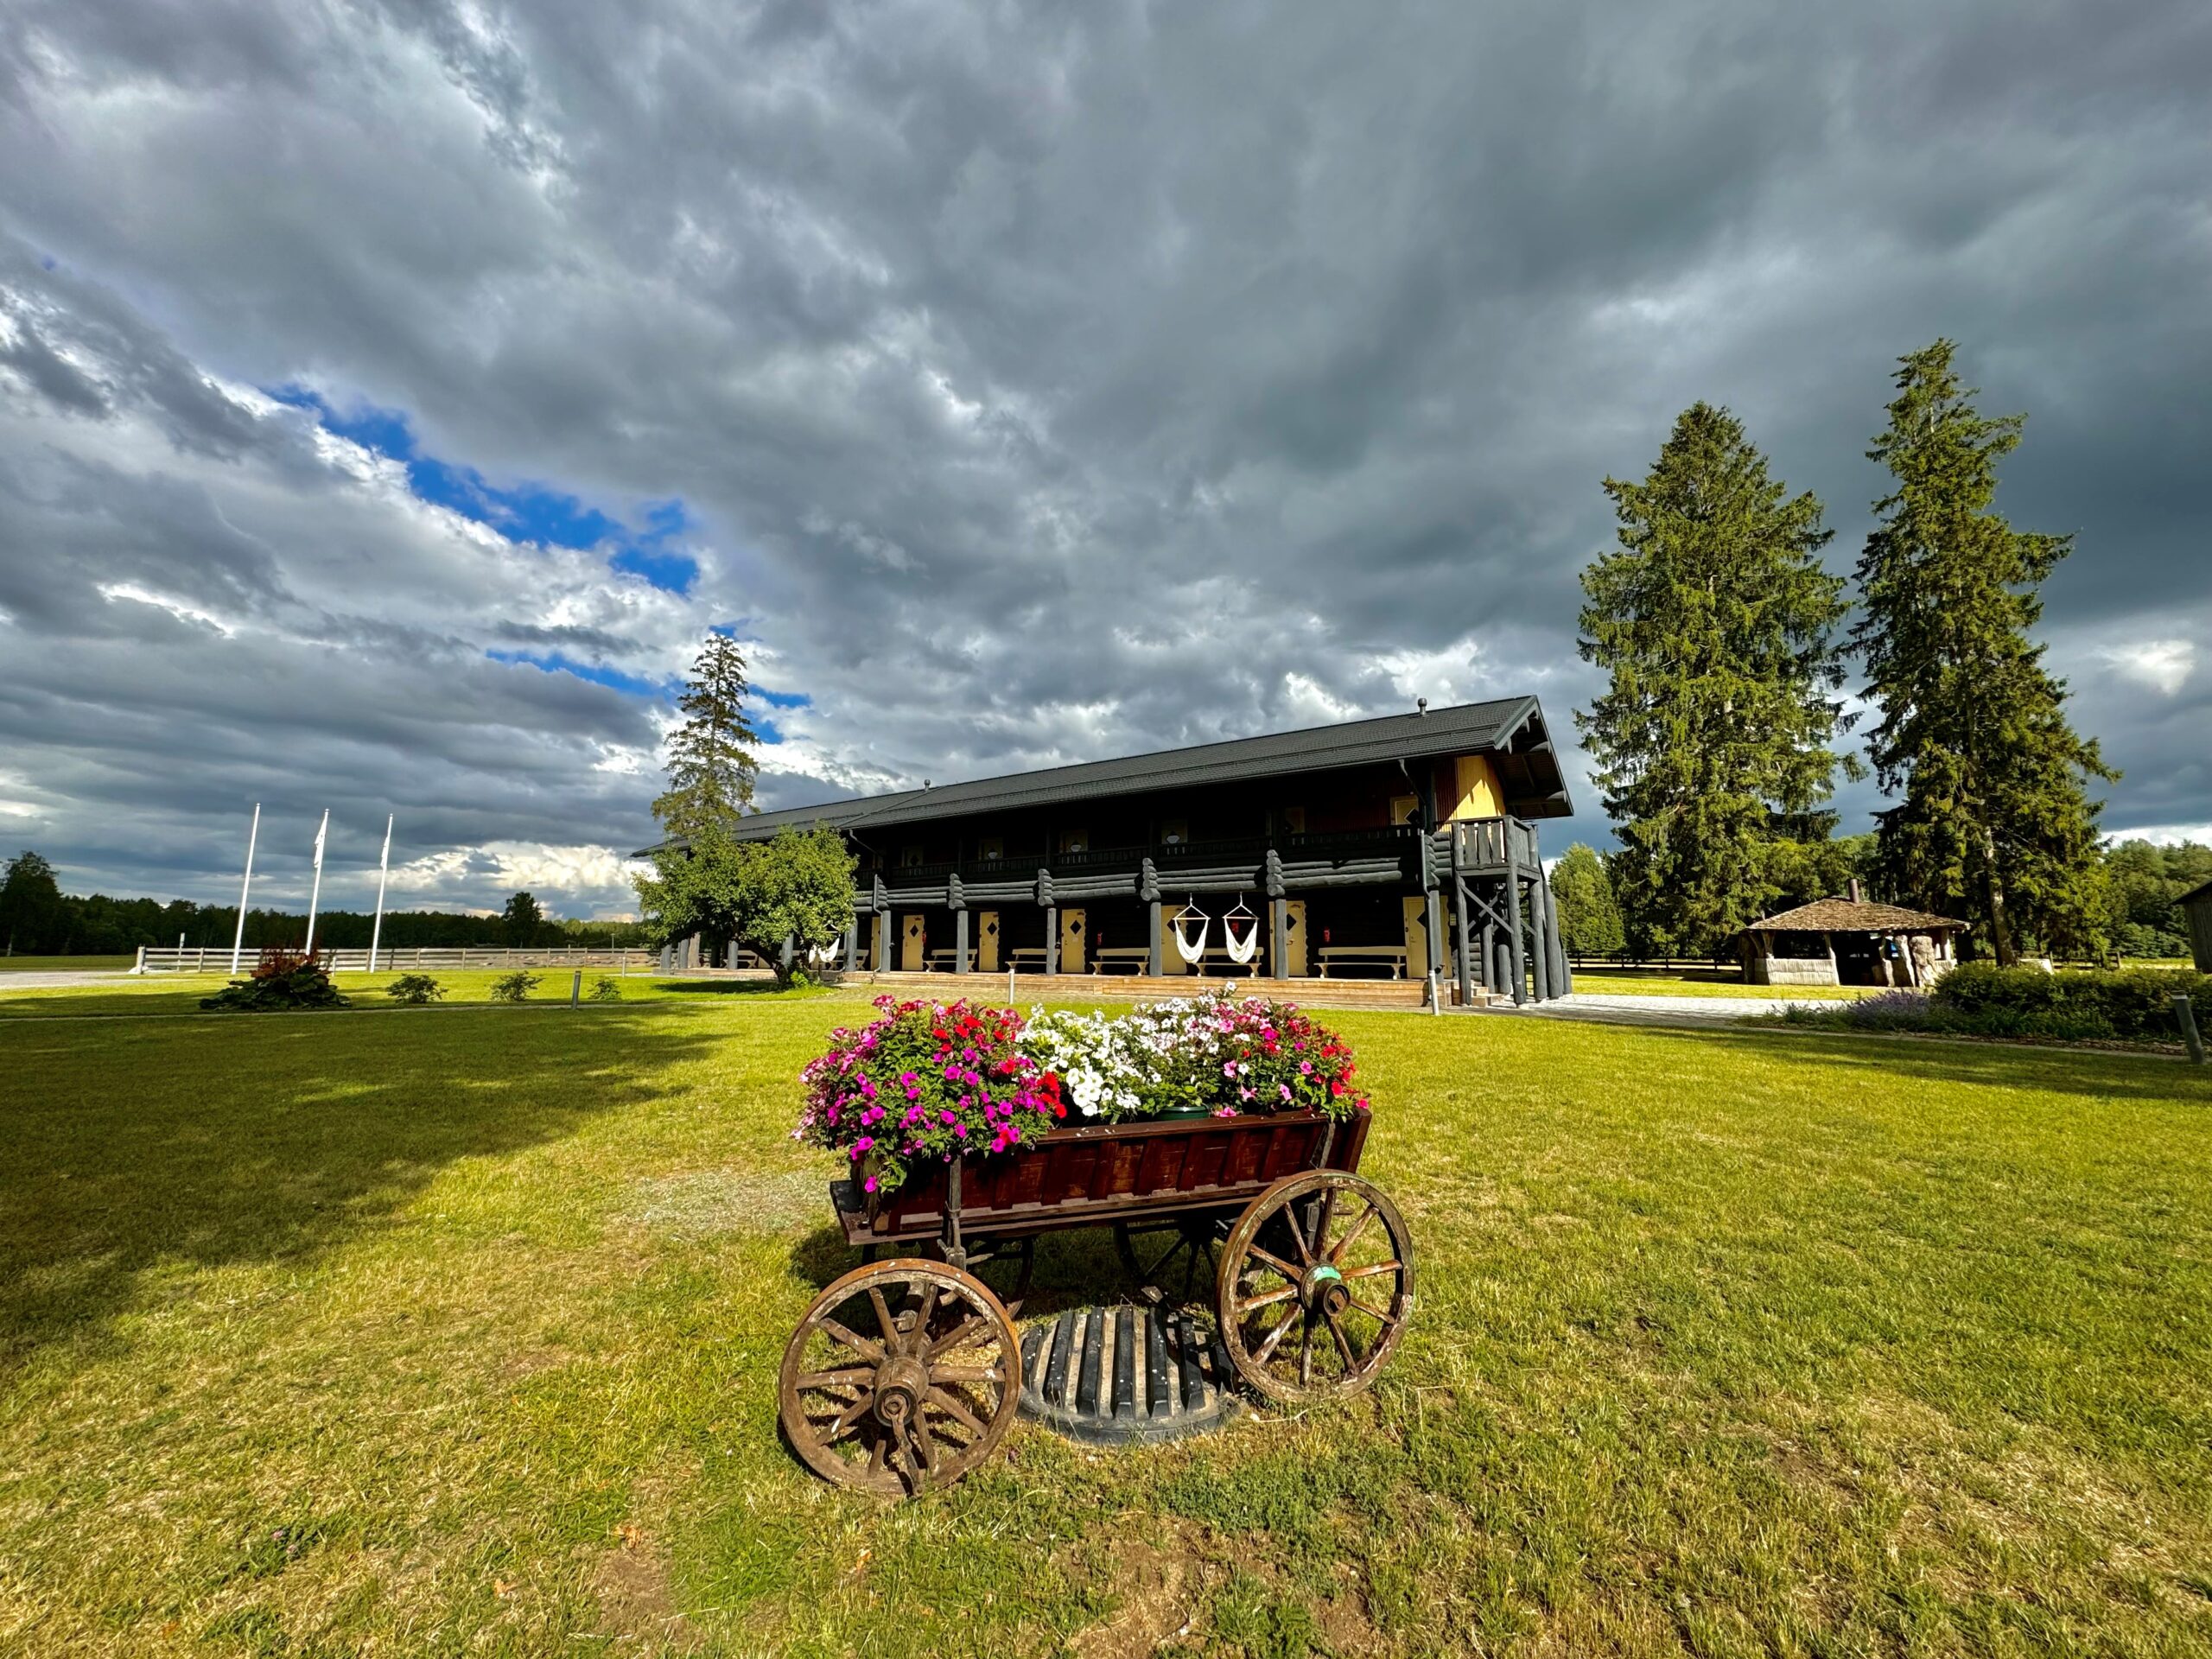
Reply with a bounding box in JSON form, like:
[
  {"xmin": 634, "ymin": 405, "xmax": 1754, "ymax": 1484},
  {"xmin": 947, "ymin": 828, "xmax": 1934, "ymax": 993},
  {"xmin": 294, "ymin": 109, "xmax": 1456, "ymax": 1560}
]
[
  {"xmin": 1216, "ymin": 1170, "xmax": 1414, "ymax": 1404},
  {"xmin": 1114, "ymin": 1213, "xmax": 1230, "ymax": 1306},
  {"xmin": 779, "ymin": 1259, "xmax": 1021, "ymax": 1498}
]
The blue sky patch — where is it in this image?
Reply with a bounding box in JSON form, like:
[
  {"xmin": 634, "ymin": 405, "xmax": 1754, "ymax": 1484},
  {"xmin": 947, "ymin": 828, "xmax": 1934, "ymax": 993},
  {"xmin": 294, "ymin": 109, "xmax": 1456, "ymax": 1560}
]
[
  {"xmin": 487, "ymin": 650, "xmax": 673, "ymax": 699},
  {"xmin": 754, "ymin": 685, "xmax": 811, "ymax": 709},
  {"xmin": 273, "ymin": 385, "xmax": 701, "ymax": 594}
]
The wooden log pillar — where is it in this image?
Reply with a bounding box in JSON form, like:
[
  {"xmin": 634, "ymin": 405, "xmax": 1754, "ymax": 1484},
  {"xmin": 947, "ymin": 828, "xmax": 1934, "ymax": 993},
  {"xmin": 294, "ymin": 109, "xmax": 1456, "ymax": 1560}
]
[
  {"xmin": 875, "ymin": 912, "xmax": 892, "ymax": 972},
  {"xmin": 843, "ymin": 918, "xmax": 858, "ymax": 970},
  {"xmin": 1550, "ymin": 878, "xmax": 1573, "ymax": 995},
  {"xmin": 1044, "ymin": 907, "xmax": 1058, "ymax": 975},
  {"xmin": 1454, "ymin": 874, "xmax": 1474, "ymax": 1007},
  {"xmin": 1503, "ymin": 825, "xmax": 1528, "ymax": 1006},
  {"xmin": 1265, "ymin": 849, "xmax": 1289, "ymax": 981},
  {"xmin": 954, "ymin": 908, "xmax": 969, "ymax": 975},
  {"xmin": 1141, "ymin": 857, "xmax": 1164, "ymax": 976},
  {"xmin": 1426, "ymin": 888, "xmax": 1446, "ymax": 982},
  {"xmin": 1529, "ymin": 876, "xmax": 1551, "ymax": 1002}
]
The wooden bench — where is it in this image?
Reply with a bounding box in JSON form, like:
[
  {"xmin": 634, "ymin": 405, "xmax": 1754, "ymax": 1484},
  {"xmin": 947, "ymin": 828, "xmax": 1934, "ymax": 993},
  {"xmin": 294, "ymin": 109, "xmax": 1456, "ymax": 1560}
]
[
  {"xmin": 1317, "ymin": 945, "xmax": 1409, "ymax": 978},
  {"xmin": 1090, "ymin": 946, "xmax": 1154, "ymax": 974},
  {"xmin": 923, "ymin": 949, "xmax": 975, "ymax": 973},
  {"xmin": 1006, "ymin": 948, "xmax": 1051, "ymax": 972}
]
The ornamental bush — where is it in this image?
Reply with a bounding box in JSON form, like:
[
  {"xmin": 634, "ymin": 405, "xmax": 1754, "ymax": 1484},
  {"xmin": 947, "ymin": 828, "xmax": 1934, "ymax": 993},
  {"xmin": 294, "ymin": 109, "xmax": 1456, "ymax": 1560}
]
[
  {"xmin": 1934, "ymin": 963, "xmax": 2212, "ymax": 1039},
  {"xmin": 797, "ymin": 988, "xmax": 1369, "ymax": 1197},
  {"xmin": 587, "ymin": 976, "xmax": 622, "ymax": 1002},
  {"xmin": 489, "ymin": 970, "xmax": 541, "ymax": 1003},
  {"xmin": 386, "ymin": 973, "xmax": 443, "ymax": 1005},
  {"xmin": 200, "ymin": 948, "xmax": 350, "ymax": 1013}
]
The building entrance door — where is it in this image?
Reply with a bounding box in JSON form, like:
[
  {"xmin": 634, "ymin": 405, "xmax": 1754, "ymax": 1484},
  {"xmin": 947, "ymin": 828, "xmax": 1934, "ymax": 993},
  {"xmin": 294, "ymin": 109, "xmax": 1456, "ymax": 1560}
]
[
  {"xmin": 900, "ymin": 914, "xmax": 925, "ymax": 972},
  {"xmin": 1058, "ymin": 908, "xmax": 1087, "ymax": 974}
]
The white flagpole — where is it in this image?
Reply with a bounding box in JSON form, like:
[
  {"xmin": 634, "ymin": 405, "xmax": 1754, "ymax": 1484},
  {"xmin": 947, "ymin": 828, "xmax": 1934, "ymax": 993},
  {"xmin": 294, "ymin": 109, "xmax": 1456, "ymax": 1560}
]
[
  {"xmin": 368, "ymin": 813, "xmax": 393, "ymax": 973},
  {"xmin": 303, "ymin": 809, "xmax": 329, "ymax": 956},
  {"xmin": 230, "ymin": 803, "xmax": 261, "ymax": 976}
]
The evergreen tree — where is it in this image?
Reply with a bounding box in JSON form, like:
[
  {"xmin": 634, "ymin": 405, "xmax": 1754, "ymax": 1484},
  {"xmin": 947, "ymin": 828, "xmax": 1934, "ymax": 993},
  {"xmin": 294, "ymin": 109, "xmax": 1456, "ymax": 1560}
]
[
  {"xmin": 1852, "ymin": 340, "xmax": 2113, "ymax": 963},
  {"xmin": 1576, "ymin": 404, "xmax": 1855, "ymax": 956},
  {"xmin": 652, "ymin": 633, "xmax": 760, "ymax": 838},
  {"xmin": 1549, "ymin": 844, "xmax": 1625, "ymax": 957}
]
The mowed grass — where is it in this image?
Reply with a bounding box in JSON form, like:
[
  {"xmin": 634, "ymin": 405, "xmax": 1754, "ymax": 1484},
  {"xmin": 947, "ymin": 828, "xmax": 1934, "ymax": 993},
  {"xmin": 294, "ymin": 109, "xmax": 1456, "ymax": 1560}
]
[
  {"xmin": 0, "ymin": 955, "xmax": 137, "ymax": 973},
  {"xmin": 3, "ymin": 994, "xmax": 2210, "ymax": 1656},
  {"xmin": 1566, "ymin": 971, "xmax": 1882, "ymax": 1000},
  {"xmin": 0, "ymin": 969, "xmax": 798, "ymax": 1020}
]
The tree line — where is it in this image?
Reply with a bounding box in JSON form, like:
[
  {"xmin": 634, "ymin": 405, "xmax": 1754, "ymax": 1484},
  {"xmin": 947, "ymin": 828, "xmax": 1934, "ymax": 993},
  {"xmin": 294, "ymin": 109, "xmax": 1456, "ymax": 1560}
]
[
  {"xmin": 1564, "ymin": 339, "xmax": 2133, "ymax": 965},
  {"xmin": 0, "ymin": 851, "xmax": 652, "ymax": 957}
]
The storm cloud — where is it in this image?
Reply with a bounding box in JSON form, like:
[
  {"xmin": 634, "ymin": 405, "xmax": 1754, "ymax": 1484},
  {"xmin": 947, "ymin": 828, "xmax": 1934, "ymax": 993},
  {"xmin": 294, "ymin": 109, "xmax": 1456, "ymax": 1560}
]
[{"xmin": 1, "ymin": 0, "xmax": 2206, "ymax": 916}]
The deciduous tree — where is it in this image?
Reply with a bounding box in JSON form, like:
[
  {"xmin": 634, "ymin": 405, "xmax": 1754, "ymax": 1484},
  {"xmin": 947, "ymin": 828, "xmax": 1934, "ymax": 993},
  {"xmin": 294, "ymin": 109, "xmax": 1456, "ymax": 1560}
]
[
  {"xmin": 1577, "ymin": 404, "xmax": 1856, "ymax": 956},
  {"xmin": 1549, "ymin": 844, "xmax": 1625, "ymax": 957},
  {"xmin": 1853, "ymin": 340, "xmax": 2113, "ymax": 963},
  {"xmin": 634, "ymin": 824, "xmax": 854, "ymax": 987}
]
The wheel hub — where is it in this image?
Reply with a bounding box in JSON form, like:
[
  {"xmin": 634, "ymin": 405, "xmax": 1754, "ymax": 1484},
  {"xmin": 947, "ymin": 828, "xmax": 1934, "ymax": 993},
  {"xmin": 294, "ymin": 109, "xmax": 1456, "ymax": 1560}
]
[
  {"xmin": 1300, "ymin": 1262, "xmax": 1348, "ymax": 1317},
  {"xmin": 873, "ymin": 1355, "xmax": 931, "ymax": 1425}
]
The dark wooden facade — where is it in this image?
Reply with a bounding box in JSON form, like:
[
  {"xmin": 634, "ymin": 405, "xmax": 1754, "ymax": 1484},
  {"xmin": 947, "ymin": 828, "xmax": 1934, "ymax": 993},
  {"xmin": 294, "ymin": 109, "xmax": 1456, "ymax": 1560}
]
[{"xmin": 646, "ymin": 697, "xmax": 1575, "ymax": 1004}]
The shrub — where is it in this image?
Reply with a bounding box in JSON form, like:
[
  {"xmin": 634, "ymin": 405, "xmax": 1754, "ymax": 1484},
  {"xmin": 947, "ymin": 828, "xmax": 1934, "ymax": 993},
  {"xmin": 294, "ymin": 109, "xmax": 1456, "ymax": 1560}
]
[
  {"xmin": 489, "ymin": 970, "xmax": 542, "ymax": 1003},
  {"xmin": 201, "ymin": 948, "xmax": 350, "ymax": 1013},
  {"xmin": 1935, "ymin": 963, "xmax": 2212, "ymax": 1039},
  {"xmin": 386, "ymin": 974, "xmax": 443, "ymax": 1006},
  {"xmin": 587, "ymin": 976, "xmax": 622, "ymax": 1002}
]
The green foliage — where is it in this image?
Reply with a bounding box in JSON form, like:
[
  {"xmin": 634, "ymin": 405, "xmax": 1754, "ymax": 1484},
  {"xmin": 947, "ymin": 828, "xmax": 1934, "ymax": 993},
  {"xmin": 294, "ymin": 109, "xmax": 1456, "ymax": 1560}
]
[
  {"xmin": 488, "ymin": 970, "xmax": 541, "ymax": 1003},
  {"xmin": 652, "ymin": 633, "xmax": 760, "ymax": 839},
  {"xmin": 1576, "ymin": 404, "xmax": 1856, "ymax": 956},
  {"xmin": 586, "ymin": 976, "xmax": 622, "ymax": 1002},
  {"xmin": 499, "ymin": 891, "xmax": 546, "ymax": 947},
  {"xmin": 1933, "ymin": 963, "xmax": 2211, "ymax": 1040},
  {"xmin": 1549, "ymin": 844, "xmax": 1625, "ymax": 956},
  {"xmin": 200, "ymin": 950, "xmax": 350, "ymax": 1013},
  {"xmin": 2101, "ymin": 839, "xmax": 2212, "ymax": 958},
  {"xmin": 1853, "ymin": 340, "xmax": 2115, "ymax": 963},
  {"xmin": 385, "ymin": 974, "xmax": 444, "ymax": 1006},
  {"xmin": 0, "ymin": 850, "xmax": 66, "ymax": 956},
  {"xmin": 634, "ymin": 824, "xmax": 855, "ymax": 988}
]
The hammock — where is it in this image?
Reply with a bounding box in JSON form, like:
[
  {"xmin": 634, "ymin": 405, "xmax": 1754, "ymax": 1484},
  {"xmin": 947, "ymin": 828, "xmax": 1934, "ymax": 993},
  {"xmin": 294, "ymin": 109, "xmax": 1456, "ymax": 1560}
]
[
  {"xmin": 1171, "ymin": 899, "xmax": 1211, "ymax": 965},
  {"xmin": 1221, "ymin": 898, "xmax": 1262, "ymax": 965}
]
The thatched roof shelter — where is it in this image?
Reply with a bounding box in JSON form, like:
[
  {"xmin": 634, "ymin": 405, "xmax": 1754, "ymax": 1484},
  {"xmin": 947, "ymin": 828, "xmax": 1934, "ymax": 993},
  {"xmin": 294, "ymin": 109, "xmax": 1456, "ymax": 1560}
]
[{"xmin": 1741, "ymin": 884, "xmax": 1965, "ymax": 987}]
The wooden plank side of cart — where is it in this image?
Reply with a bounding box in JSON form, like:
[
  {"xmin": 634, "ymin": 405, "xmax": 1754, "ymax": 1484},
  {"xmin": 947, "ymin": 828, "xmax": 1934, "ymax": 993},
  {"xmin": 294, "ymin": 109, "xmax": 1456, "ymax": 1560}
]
[{"xmin": 832, "ymin": 1110, "xmax": 1370, "ymax": 1248}]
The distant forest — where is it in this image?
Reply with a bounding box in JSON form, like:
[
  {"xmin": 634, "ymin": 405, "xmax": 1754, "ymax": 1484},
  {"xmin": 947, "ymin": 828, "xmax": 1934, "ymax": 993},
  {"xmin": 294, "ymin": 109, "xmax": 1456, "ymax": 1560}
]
[{"xmin": 0, "ymin": 850, "xmax": 650, "ymax": 956}]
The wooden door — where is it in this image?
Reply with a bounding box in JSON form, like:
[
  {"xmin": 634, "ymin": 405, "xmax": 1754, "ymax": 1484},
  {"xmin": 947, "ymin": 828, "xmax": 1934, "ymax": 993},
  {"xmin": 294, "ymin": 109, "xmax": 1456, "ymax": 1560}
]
[
  {"xmin": 900, "ymin": 914, "xmax": 925, "ymax": 972},
  {"xmin": 1402, "ymin": 895, "xmax": 1429, "ymax": 979},
  {"xmin": 976, "ymin": 911, "xmax": 1000, "ymax": 973},
  {"xmin": 1058, "ymin": 907, "xmax": 1087, "ymax": 973}
]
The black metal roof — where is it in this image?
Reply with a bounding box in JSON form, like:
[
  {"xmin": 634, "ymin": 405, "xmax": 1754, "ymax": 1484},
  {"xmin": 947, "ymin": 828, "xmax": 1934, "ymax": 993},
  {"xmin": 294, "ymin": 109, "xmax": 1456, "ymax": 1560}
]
[{"xmin": 638, "ymin": 696, "xmax": 1570, "ymax": 854}]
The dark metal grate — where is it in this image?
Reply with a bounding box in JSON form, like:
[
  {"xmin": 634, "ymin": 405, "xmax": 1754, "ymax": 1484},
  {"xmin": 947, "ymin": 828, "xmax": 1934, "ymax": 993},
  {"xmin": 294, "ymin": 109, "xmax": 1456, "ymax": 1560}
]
[{"xmin": 1017, "ymin": 1306, "xmax": 1243, "ymax": 1445}]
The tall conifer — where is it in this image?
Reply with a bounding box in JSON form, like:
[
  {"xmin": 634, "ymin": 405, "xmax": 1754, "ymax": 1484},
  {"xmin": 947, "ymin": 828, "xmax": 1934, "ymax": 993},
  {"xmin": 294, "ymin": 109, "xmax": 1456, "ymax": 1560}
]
[
  {"xmin": 1577, "ymin": 404, "xmax": 1853, "ymax": 955},
  {"xmin": 652, "ymin": 633, "xmax": 761, "ymax": 838},
  {"xmin": 1852, "ymin": 340, "xmax": 2113, "ymax": 963}
]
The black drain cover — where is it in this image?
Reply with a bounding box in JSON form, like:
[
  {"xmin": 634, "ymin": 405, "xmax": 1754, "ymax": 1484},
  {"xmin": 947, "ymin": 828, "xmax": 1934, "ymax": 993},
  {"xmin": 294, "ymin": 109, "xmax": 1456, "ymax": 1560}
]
[{"xmin": 1018, "ymin": 1305, "xmax": 1243, "ymax": 1444}]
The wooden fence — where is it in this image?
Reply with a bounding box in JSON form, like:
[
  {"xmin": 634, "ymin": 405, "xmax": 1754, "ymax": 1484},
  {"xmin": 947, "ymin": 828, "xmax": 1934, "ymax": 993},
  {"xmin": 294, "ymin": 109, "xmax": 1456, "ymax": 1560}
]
[{"xmin": 133, "ymin": 945, "xmax": 658, "ymax": 975}]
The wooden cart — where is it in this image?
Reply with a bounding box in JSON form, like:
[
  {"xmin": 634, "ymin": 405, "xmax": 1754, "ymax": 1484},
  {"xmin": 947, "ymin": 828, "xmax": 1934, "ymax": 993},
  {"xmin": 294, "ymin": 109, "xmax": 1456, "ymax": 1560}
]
[{"xmin": 779, "ymin": 1109, "xmax": 1414, "ymax": 1497}]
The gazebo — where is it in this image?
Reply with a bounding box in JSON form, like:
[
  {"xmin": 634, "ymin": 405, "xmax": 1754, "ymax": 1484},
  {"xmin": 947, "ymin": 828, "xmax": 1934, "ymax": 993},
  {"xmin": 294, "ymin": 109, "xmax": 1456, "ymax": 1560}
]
[{"xmin": 1741, "ymin": 882, "xmax": 1965, "ymax": 988}]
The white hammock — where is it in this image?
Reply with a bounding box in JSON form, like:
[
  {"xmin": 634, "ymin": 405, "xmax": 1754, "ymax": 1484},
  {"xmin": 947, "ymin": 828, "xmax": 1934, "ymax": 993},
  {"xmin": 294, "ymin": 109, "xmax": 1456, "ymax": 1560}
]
[
  {"xmin": 1171, "ymin": 899, "xmax": 1211, "ymax": 965},
  {"xmin": 1221, "ymin": 898, "xmax": 1261, "ymax": 964}
]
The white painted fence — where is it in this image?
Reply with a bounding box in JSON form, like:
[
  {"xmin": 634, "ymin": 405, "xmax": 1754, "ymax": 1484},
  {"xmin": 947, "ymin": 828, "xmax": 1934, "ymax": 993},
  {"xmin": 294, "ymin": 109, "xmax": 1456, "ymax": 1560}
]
[{"xmin": 132, "ymin": 945, "xmax": 656, "ymax": 975}]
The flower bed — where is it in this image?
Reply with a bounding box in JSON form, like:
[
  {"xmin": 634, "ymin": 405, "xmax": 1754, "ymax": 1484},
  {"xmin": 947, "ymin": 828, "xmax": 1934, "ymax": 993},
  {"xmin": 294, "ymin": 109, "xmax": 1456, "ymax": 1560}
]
[{"xmin": 797, "ymin": 987, "xmax": 1369, "ymax": 1197}]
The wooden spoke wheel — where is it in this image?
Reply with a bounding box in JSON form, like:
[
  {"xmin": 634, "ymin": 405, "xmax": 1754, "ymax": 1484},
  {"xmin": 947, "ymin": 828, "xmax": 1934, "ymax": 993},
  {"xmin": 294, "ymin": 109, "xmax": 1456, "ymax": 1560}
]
[
  {"xmin": 1113, "ymin": 1212, "xmax": 1230, "ymax": 1306},
  {"xmin": 779, "ymin": 1260, "xmax": 1021, "ymax": 1497},
  {"xmin": 1216, "ymin": 1171, "xmax": 1414, "ymax": 1404}
]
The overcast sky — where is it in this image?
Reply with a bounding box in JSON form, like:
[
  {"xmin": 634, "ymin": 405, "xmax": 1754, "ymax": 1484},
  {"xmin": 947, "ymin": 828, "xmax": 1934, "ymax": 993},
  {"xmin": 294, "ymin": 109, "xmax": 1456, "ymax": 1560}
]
[{"xmin": 2, "ymin": 1, "xmax": 2206, "ymax": 919}]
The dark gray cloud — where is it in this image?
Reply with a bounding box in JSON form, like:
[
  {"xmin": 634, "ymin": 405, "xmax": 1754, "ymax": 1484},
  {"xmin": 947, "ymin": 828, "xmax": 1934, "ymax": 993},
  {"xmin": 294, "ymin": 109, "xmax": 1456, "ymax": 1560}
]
[{"xmin": 1, "ymin": 0, "xmax": 2207, "ymax": 916}]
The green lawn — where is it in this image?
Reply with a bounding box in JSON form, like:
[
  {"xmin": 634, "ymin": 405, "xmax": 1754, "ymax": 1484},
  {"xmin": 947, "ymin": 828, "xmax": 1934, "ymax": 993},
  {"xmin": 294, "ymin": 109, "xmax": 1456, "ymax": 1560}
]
[
  {"xmin": 0, "ymin": 968, "xmax": 794, "ymax": 1020},
  {"xmin": 0, "ymin": 955, "xmax": 137, "ymax": 973},
  {"xmin": 3, "ymin": 990, "xmax": 2210, "ymax": 1656},
  {"xmin": 1565, "ymin": 971, "xmax": 1883, "ymax": 1000}
]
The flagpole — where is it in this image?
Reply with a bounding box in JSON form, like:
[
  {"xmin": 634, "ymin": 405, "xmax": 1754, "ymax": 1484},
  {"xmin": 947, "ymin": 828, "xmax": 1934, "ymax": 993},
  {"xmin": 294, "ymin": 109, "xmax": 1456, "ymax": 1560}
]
[
  {"xmin": 368, "ymin": 814, "xmax": 393, "ymax": 973},
  {"xmin": 303, "ymin": 809, "xmax": 329, "ymax": 957},
  {"xmin": 230, "ymin": 803, "xmax": 261, "ymax": 976}
]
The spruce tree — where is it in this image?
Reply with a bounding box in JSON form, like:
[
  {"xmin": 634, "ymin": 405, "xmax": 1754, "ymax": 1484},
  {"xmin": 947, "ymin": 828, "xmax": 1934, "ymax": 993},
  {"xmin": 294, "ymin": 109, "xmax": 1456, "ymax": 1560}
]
[
  {"xmin": 652, "ymin": 633, "xmax": 761, "ymax": 838},
  {"xmin": 1852, "ymin": 340, "xmax": 2113, "ymax": 963},
  {"xmin": 1577, "ymin": 404, "xmax": 1854, "ymax": 956}
]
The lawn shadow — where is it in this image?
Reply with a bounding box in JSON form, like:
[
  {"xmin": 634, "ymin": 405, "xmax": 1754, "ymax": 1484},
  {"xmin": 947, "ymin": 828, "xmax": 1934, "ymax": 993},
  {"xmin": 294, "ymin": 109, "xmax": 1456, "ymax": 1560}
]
[
  {"xmin": 657, "ymin": 978, "xmax": 840, "ymax": 999},
  {"xmin": 1629, "ymin": 1020, "xmax": 2212, "ymax": 1107},
  {"xmin": 0, "ymin": 1006, "xmax": 724, "ymax": 1370}
]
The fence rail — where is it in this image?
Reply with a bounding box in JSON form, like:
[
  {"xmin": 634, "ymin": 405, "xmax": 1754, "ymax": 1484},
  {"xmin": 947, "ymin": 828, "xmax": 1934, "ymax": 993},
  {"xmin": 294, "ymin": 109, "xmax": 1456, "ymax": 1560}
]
[{"xmin": 133, "ymin": 945, "xmax": 656, "ymax": 975}]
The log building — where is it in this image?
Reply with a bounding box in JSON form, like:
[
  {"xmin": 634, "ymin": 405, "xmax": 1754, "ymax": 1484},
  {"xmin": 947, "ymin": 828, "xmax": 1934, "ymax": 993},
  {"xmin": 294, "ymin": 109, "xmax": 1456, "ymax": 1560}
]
[{"xmin": 646, "ymin": 697, "xmax": 1576, "ymax": 1004}]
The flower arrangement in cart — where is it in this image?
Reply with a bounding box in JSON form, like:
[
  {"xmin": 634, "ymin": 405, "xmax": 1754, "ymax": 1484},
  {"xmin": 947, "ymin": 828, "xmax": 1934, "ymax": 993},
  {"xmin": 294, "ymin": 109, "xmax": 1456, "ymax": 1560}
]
[{"xmin": 798, "ymin": 986, "xmax": 1370, "ymax": 1197}]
